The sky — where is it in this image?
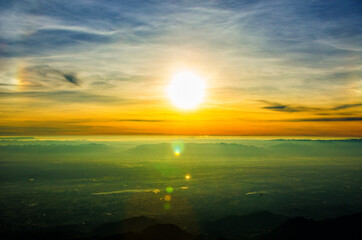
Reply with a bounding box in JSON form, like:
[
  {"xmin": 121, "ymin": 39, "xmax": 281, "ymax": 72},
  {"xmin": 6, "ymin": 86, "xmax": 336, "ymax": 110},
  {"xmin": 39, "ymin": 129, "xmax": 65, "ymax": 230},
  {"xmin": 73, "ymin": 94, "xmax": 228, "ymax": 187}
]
[{"xmin": 0, "ymin": 0, "xmax": 361, "ymax": 136}]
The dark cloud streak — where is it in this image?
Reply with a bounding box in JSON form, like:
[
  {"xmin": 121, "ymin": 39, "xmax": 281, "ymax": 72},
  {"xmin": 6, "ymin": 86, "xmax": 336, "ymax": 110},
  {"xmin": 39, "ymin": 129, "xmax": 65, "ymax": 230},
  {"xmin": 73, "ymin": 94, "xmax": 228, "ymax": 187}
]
[
  {"xmin": 25, "ymin": 65, "xmax": 79, "ymax": 86},
  {"xmin": 63, "ymin": 74, "xmax": 79, "ymax": 85},
  {"xmin": 333, "ymin": 103, "xmax": 362, "ymax": 110},
  {"xmin": 261, "ymin": 101, "xmax": 362, "ymax": 113},
  {"xmin": 287, "ymin": 117, "xmax": 362, "ymax": 122},
  {"xmin": 260, "ymin": 101, "xmax": 320, "ymax": 113}
]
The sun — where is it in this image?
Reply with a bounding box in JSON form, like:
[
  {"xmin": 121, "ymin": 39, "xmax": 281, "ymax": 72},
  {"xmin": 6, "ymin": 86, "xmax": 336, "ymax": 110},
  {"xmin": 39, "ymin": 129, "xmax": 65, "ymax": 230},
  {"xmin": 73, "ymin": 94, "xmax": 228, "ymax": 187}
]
[{"xmin": 167, "ymin": 71, "xmax": 206, "ymax": 110}]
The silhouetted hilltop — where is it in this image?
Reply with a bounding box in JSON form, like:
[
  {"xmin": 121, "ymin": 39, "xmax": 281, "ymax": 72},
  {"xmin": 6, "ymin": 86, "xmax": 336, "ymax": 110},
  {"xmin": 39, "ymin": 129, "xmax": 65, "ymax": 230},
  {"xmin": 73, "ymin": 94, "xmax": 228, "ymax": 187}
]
[
  {"xmin": 265, "ymin": 213, "xmax": 362, "ymax": 240},
  {"xmin": 82, "ymin": 223, "xmax": 194, "ymax": 240},
  {"xmin": 203, "ymin": 211, "xmax": 287, "ymax": 238},
  {"xmin": 141, "ymin": 224, "xmax": 193, "ymax": 240},
  {"xmin": 0, "ymin": 223, "xmax": 88, "ymax": 240},
  {"xmin": 93, "ymin": 216, "xmax": 158, "ymax": 237},
  {"xmin": 1, "ymin": 212, "xmax": 361, "ymax": 240},
  {"xmin": 82, "ymin": 231, "xmax": 143, "ymax": 240}
]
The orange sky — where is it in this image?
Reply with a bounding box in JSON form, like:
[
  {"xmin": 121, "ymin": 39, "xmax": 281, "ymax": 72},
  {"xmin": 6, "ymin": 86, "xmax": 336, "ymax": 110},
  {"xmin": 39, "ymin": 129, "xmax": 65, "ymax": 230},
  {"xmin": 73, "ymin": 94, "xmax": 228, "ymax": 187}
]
[{"xmin": 0, "ymin": 1, "xmax": 361, "ymax": 136}]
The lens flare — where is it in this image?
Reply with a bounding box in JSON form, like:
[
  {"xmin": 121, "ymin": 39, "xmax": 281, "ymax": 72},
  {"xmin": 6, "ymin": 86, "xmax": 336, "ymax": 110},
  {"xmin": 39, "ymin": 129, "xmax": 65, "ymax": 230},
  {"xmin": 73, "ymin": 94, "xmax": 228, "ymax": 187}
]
[
  {"xmin": 164, "ymin": 194, "xmax": 172, "ymax": 201},
  {"xmin": 164, "ymin": 203, "xmax": 171, "ymax": 210},
  {"xmin": 185, "ymin": 174, "xmax": 191, "ymax": 180},
  {"xmin": 166, "ymin": 186, "xmax": 174, "ymax": 193},
  {"xmin": 172, "ymin": 140, "xmax": 184, "ymax": 157}
]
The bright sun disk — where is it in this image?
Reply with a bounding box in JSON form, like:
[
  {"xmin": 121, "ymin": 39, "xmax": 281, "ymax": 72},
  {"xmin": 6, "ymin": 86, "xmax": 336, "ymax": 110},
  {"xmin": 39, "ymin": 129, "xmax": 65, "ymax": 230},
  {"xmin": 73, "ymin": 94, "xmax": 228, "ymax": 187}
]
[{"xmin": 167, "ymin": 71, "xmax": 206, "ymax": 110}]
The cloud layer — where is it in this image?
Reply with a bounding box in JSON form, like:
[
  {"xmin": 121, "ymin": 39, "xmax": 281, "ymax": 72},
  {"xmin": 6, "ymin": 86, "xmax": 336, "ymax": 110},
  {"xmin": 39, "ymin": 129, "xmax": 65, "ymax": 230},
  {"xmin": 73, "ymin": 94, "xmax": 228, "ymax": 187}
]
[{"xmin": 0, "ymin": 0, "xmax": 361, "ymax": 135}]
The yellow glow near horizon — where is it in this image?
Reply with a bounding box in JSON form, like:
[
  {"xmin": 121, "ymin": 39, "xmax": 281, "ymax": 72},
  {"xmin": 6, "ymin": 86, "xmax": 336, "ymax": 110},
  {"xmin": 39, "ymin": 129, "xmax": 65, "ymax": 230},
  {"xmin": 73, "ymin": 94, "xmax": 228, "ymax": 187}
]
[
  {"xmin": 185, "ymin": 174, "xmax": 191, "ymax": 180},
  {"xmin": 167, "ymin": 71, "xmax": 206, "ymax": 110}
]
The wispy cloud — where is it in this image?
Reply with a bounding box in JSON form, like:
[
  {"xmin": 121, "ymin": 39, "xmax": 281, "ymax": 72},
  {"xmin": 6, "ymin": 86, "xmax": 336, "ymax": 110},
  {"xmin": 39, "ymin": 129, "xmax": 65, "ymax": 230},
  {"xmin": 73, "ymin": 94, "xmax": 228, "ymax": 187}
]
[
  {"xmin": 261, "ymin": 101, "xmax": 362, "ymax": 113},
  {"xmin": 333, "ymin": 103, "xmax": 362, "ymax": 110},
  {"xmin": 0, "ymin": 90, "xmax": 120, "ymax": 103},
  {"xmin": 287, "ymin": 117, "xmax": 362, "ymax": 122},
  {"xmin": 91, "ymin": 189, "xmax": 160, "ymax": 195},
  {"xmin": 24, "ymin": 65, "xmax": 79, "ymax": 86},
  {"xmin": 260, "ymin": 100, "xmax": 321, "ymax": 113},
  {"xmin": 0, "ymin": 0, "xmax": 361, "ymax": 135}
]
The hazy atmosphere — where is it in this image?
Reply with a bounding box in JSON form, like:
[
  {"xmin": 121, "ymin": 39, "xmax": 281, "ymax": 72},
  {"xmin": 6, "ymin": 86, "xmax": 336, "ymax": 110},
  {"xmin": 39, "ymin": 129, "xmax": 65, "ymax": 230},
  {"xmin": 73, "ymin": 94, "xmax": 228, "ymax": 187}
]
[
  {"xmin": 0, "ymin": 1, "xmax": 361, "ymax": 240},
  {"xmin": 0, "ymin": 136, "xmax": 361, "ymax": 239},
  {"xmin": 0, "ymin": 0, "xmax": 361, "ymax": 136}
]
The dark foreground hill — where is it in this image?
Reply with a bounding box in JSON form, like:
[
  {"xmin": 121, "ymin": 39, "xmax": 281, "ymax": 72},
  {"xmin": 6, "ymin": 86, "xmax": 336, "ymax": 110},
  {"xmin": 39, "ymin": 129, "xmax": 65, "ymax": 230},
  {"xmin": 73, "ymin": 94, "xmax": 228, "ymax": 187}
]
[
  {"xmin": 0, "ymin": 212, "xmax": 361, "ymax": 240},
  {"xmin": 265, "ymin": 212, "xmax": 362, "ymax": 240},
  {"xmin": 82, "ymin": 224, "xmax": 194, "ymax": 240},
  {"xmin": 202, "ymin": 211, "xmax": 287, "ymax": 238},
  {"xmin": 92, "ymin": 216, "xmax": 158, "ymax": 237}
]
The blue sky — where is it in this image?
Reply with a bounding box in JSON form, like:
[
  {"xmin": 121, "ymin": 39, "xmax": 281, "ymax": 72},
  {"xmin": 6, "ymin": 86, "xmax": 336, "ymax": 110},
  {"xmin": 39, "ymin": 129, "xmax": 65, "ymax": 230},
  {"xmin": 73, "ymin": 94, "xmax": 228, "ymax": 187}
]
[{"xmin": 0, "ymin": 0, "xmax": 361, "ymax": 135}]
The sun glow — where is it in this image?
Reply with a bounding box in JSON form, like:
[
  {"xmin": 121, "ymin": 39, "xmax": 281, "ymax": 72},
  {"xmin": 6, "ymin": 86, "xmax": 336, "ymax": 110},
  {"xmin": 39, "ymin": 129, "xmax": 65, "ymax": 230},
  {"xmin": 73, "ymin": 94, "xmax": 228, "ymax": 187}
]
[{"xmin": 167, "ymin": 71, "xmax": 206, "ymax": 110}]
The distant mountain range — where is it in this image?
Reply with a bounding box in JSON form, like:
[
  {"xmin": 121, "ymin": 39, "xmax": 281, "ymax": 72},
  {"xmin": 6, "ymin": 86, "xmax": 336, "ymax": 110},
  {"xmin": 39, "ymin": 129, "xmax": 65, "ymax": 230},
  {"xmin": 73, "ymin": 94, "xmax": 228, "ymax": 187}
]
[
  {"xmin": 124, "ymin": 143, "xmax": 265, "ymax": 159},
  {"xmin": 122, "ymin": 141, "xmax": 362, "ymax": 159},
  {"xmin": 1, "ymin": 140, "xmax": 361, "ymax": 158},
  {"xmin": 265, "ymin": 212, "xmax": 362, "ymax": 240},
  {"xmin": 1, "ymin": 211, "xmax": 361, "ymax": 240}
]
